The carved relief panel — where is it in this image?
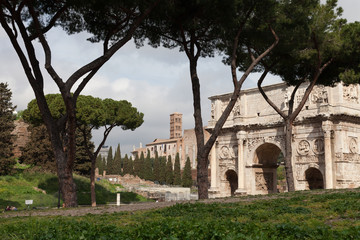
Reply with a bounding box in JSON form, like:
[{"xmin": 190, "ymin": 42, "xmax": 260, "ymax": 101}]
[
  {"xmin": 311, "ymin": 86, "xmax": 328, "ymax": 104},
  {"xmin": 343, "ymin": 85, "xmax": 358, "ymax": 103},
  {"xmin": 349, "ymin": 137, "xmax": 358, "ymax": 154}
]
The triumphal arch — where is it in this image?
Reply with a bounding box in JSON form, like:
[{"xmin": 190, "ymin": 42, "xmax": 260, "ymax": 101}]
[{"xmin": 207, "ymin": 82, "xmax": 360, "ymax": 198}]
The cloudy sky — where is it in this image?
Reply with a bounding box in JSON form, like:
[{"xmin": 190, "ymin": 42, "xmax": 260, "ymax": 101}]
[{"xmin": 1, "ymin": 1, "xmax": 359, "ymax": 155}]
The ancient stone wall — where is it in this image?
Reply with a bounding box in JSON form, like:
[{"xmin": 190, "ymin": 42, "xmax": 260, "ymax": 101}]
[{"xmin": 11, "ymin": 120, "xmax": 30, "ymax": 158}]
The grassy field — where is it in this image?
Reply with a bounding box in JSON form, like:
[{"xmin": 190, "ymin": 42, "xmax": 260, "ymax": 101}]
[
  {"xmin": 1, "ymin": 188, "xmax": 360, "ymax": 239},
  {"xmin": 0, "ymin": 173, "xmax": 149, "ymax": 210}
]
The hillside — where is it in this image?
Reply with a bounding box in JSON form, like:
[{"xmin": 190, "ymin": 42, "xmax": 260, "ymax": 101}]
[{"xmin": 0, "ymin": 173, "xmax": 150, "ymax": 210}]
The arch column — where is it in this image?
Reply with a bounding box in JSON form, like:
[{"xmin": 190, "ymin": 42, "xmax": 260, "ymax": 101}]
[
  {"xmin": 235, "ymin": 131, "xmax": 247, "ymax": 195},
  {"xmin": 322, "ymin": 121, "xmax": 333, "ymax": 189},
  {"xmin": 209, "ymin": 142, "xmax": 219, "ymax": 196}
]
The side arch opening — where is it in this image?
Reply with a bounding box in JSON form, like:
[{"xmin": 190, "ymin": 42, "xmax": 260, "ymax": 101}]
[
  {"xmin": 225, "ymin": 170, "xmax": 238, "ymax": 196},
  {"xmin": 305, "ymin": 167, "xmax": 324, "ymax": 190},
  {"xmin": 253, "ymin": 143, "xmax": 284, "ymax": 194}
]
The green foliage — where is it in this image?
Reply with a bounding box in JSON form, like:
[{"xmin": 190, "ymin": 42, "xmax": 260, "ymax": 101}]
[
  {"xmin": 159, "ymin": 156, "xmax": 166, "ymax": 184},
  {"xmin": 133, "ymin": 154, "xmax": 142, "ymax": 178},
  {"xmin": 173, "ymin": 153, "xmax": 181, "ymax": 185},
  {"xmin": 15, "ymin": 110, "xmax": 24, "ymax": 120},
  {"xmin": 122, "ymin": 154, "xmax": 133, "ymax": 176},
  {"xmin": 112, "ymin": 144, "xmax": 122, "ymax": 175},
  {"xmin": 0, "ymin": 82, "xmax": 16, "ymax": 175},
  {"xmin": 20, "ymin": 125, "xmax": 56, "ymax": 173},
  {"xmin": 165, "ymin": 156, "xmax": 173, "ymax": 185},
  {"xmin": 182, "ymin": 157, "xmax": 192, "ymax": 187},
  {"xmin": 20, "ymin": 124, "xmax": 93, "ymax": 175},
  {"xmin": 139, "ymin": 152, "xmax": 146, "ymax": 179},
  {"xmin": 95, "ymin": 155, "xmax": 103, "ymax": 175},
  {"xmin": 153, "ymin": 151, "xmax": 160, "ymax": 182},
  {"xmin": 277, "ymin": 165, "xmax": 286, "ymax": 181},
  {"xmin": 2, "ymin": 189, "xmax": 360, "ymax": 239},
  {"xmin": 144, "ymin": 151, "xmax": 153, "ymax": 181},
  {"xmin": 106, "ymin": 146, "xmax": 114, "ymax": 174}
]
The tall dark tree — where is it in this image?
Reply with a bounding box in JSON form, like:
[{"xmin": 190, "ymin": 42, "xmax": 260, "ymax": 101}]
[
  {"xmin": 153, "ymin": 151, "xmax": 160, "ymax": 182},
  {"xmin": 138, "ymin": 0, "xmax": 279, "ymax": 198},
  {"xmin": 0, "ymin": 82, "xmax": 16, "ymax": 175},
  {"xmin": 95, "ymin": 155, "xmax": 103, "ymax": 175},
  {"xmin": 113, "ymin": 144, "xmax": 122, "ymax": 175},
  {"xmin": 166, "ymin": 155, "xmax": 174, "ymax": 185},
  {"xmin": 106, "ymin": 146, "xmax": 114, "ymax": 174},
  {"xmin": 74, "ymin": 127, "xmax": 93, "ymax": 175},
  {"xmin": 0, "ymin": 0, "xmax": 159, "ymax": 207},
  {"xmin": 159, "ymin": 156, "xmax": 167, "ymax": 184},
  {"xmin": 173, "ymin": 153, "xmax": 181, "ymax": 185},
  {"xmin": 182, "ymin": 157, "xmax": 192, "ymax": 188},
  {"xmin": 133, "ymin": 154, "xmax": 141, "ymax": 177},
  {"xmin": 144, "ymin": 150, "xmax": 153, "ymax": 181},
  {"xmin": 20, "ymin": 124, "xmax": 56, "ymax": 173}
]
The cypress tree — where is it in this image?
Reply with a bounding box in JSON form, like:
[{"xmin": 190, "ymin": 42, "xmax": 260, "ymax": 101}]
[
  {"xmin": 166, "ymin": 155, "xmax": 173, "ymax": 185},
  {"xmin": 139, "ymin": 151, "xmax": 145, "ymax": 179},
  {"xmin": 173, "ymin": 153, "xmax": 181, "ymax": 185},
  {"xmin": 122, "ymin": 154, "xmax": 129, "ymax": 175},
  {"xmin": 153, "ymin": 151, "xmax": 160, "ymax": 182},
  {"xmin": 159, "ymin": 156, "xmax": 166, "ymax": 184},
  {"xmin": 144, "ymin": 150, "xmax": 153, "ymax": 181},
  {"xmin": 133, "ymin": 154, "xmax": 141, "ymax": 177},
  {"xmin": 106, "ymin": 146, "xmax": 114, "ymax": 174},
  {"xmin": 95, "ymin": 154, "xmax": 103, "ymax": 175},
  {"xmin": 102, "ymin": 156, "xmax": 107, "ymax": 174},
  {"xmin": 0, "ymin": 82, "xmax": 16, "ymax": 175},
  {"xmin": 74, "ymin": 127, "xmax": 93, "ymax": 175},
  {"xmin": 182, "ymin": 157, "xmax": 193, "ymax": 187},
  {"xmin": 128, "ymin": 155, "xmax": 134, "ymax": 176},
  {"xmin": 113, "ymin": 143, "xmax": 122, "ymax": 175}
]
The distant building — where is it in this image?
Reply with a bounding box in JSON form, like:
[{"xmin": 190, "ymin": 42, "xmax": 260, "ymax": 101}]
[
  {"xmin": 98, "ymin": 145, "xmax": 109, "ymax": 160},
  {"xmin": 132, "ymin": 113, "xmax": 210, "ymax": 170},
  {"xmin": 170, "ymin": 112, "xmax": 182, "ymax": 139}
]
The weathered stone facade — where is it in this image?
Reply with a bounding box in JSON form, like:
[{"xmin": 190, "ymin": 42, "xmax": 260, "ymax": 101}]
[
  {"xmin": 11, "ymin": 120, "xmax": 30, "ymax": 158},
  {"xmin": 208, "ymin": 82, "xmax": 360, "ymax": 197}
]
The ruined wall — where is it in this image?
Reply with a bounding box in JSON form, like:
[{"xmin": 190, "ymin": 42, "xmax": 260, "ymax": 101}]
[{"xmin": 11, "ymin": 120, "xmax": 30, "ymax": 158}]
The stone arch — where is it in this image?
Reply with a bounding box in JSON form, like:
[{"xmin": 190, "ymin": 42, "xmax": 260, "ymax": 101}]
[
  {"xmin": 305, "ymin": 167, "xmax": 324, "ymax": 190},
  {"xmin": 253, "ymin": 143, "xmax": 282, "ymax": 166},
  {"xmin": 253, "ymin": 142, "xmax": 283, "ymax": 194},
  {"xmin": 225, "ymin": 170, "xmax": 238, "ymax": 196}
]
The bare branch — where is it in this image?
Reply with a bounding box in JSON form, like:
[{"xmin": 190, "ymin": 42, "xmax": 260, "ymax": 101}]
[
  {"xmin": 28, "ymin": 4, "xmax": 65, "ymax": 90},
  {"xmin": 257, "ymin": 67, "xmax": 287, "ymax": 119}
]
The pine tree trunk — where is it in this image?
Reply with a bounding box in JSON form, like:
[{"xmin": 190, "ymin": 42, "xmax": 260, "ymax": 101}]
[
  {"xmin": 54, "ymin": 150, "xmax": 77, "ymax": 207},
  {"xmin": 284, "ymin": 120, "xmax": 295, "ymax": 192},
  {"xmin": 197, "ymin": 153, "xmax": 209, "ymax": 199},
  {"xmin": 90, "ymin": 156, "xmax": 96, "ymax": 207}
]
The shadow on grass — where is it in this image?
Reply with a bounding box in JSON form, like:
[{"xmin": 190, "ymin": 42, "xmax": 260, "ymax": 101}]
[
  {"xmin": 0, "ymin": 199, "xmax": 21, "ymax": 210},
  {"xmin": 36, "ymin": 175, "xmax": 149, "ymax": 205}
]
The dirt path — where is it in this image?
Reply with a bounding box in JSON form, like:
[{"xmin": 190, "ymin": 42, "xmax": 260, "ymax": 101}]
[{"xmin": 1, "ymin": 188, "xmax": 358, "ymax": 218}]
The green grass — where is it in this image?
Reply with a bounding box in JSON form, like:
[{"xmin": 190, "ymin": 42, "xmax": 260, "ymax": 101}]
[
  {"xmin": 0, "ymin": 173, "xmax": 150, "ymax": 210},
  {"xmin": 1, "ymin": 189, "xmax": 360, "ymax": 239}
]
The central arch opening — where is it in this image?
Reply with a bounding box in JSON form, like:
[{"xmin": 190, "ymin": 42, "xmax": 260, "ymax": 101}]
[
  {"xmin": 253, "ymin": 143, "xmax": 284, "ymax": 194},
  {"xmin": 225, "ymin": 170, "xmax": 238, "ymax": 196},
  {"xmin": 305, "ymin": 168, "xmax": 324, "ymax": 190}
]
